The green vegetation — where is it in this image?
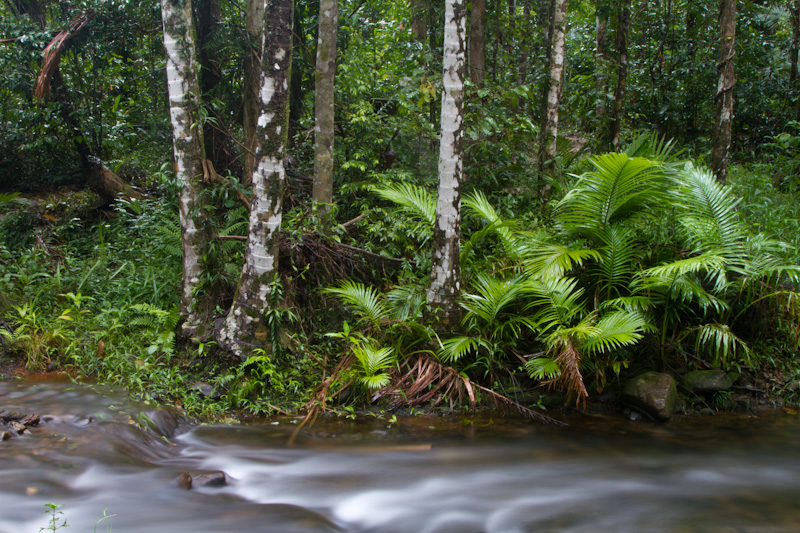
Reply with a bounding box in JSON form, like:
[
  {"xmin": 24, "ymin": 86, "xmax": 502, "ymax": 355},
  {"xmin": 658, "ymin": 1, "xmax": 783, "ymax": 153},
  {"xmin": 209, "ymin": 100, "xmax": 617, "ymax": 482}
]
[{"xmin": 2, "ymin": 0, "xmax": 800, "ymax": 419}]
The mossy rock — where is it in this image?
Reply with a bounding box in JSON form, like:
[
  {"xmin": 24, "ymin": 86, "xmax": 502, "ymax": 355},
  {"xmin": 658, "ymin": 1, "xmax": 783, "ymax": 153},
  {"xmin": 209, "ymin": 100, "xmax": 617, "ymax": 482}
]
[
  {"xmin": 683, "ymin": 369, "xmax": 737, "ymax": 393},
  {"xmin": 623, "ymin": 371, "xmax": 678, "ymax": 421}
]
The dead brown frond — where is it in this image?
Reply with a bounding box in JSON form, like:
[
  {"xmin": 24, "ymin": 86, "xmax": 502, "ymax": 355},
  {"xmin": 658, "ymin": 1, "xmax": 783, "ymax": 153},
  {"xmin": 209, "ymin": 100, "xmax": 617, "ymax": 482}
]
[
  {"xmin": 35, "ymin": 12, "xmax": 94, "ymax": 102},
  {"xmin": 380, "ymin": 355, "xmax": 564, "ymax": 425},
  {"xmin": 547, "ymin": 339, "xmax": 588, "ymax": 409}
]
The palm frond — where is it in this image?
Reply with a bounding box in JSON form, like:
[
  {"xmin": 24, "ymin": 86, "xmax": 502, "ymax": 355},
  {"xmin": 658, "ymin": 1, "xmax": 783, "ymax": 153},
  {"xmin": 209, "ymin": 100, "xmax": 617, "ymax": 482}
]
[
  {"xmin": 676, "ymin": 165, "xmax": 745, "ymax": 260},
  {"xmin": 596, "ymin": 226, "xmax": 640, "ymax": 299},
  {"xmin": 556, "ymin": 153, "xmax": 667, "ymax": 240},
  {"xmin": 525, "ymin": 356, "xmax": 561, "ymax": 380},
  {"xmin": 460, "ymin": 273, "xmax": 533, "ymax": 326},
  {"xmin": 352, "ymin": 344, "xmax": 396, "ymax": 390},
  {"xmin": 463, "ymin": 191, "xmax": 517, "ymax": 253},
  {"xmin": 528, "ymin": 277, "xmax": 587, "ymax": 335},
  {"xmin": 520, "ymin": 241, "xmax": 601, "ymax": 280},
  {"xmin": 370, "ymin": 182, "xmax": 435, "ymax": 225},
  {"xmin": 437, "ymin": 335, "xmax": 486, "ymax": 363},
  {"xmin": 623, "ymin": 131, "xmax": 685, "ymax": 169},
  {"xmin": 386, "ymin": 284, "xmax": 425, "ymax": 322},
  {"xmin": 688, "ymin": 323, "xmax": 753, "ymax": 369},
  {"xmin": 581, "ymin": 310, "xmax": 648, "ymax": 355},
  {"xmin": 323, "ymin": 281, "xmax": 390, "ymax": 326}
]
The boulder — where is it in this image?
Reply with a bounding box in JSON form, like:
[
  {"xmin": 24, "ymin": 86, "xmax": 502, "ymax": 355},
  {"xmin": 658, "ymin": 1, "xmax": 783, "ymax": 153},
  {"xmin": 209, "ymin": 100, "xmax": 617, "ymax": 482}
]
[
  {"xmin": 193, "ymin": 471, "xmax": 227, "ymax": 488},
  {"xmin": 623, "ymin": 372, "xmax": 678, "ymax": 421},
  {"xmin": 683, "ymin": 370, "xmax": 737, "ymax": 393}
]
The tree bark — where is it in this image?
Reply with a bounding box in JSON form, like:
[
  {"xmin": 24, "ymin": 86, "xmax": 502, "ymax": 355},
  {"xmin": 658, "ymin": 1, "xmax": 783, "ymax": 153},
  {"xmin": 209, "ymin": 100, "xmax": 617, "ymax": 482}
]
[
  {"xmin": 468, "ymin": 0, "xmax": 485, "ymax": 86},
  {"xmin": 608, "ymin": 0, "xmax": 631, "ymax": 150},
  {"xmin": 712, "ymin": 0, "xmax": 736, "ymax": 184},
  {"xmin": 426, "ymin": 0, "xmax": 466, "ymax": 330},
  {"xmin": 242, "ymin": 0, "xmax": 266, "ymax": 186},
  {"xmin": 161, "ymin": 0, "xmax": 210, "ymax": 335},
  {"xmin": 537, "ymin": 0, "xmax": 567, "ymax": 187},
  {"xmin": 312, "ymin": 0, "xmax": 338, "ymax": 218},
  {"xmin": 595, "ymin": 0, "xmax": 609, "ymax": 129},
  {"xmin": 409, "ymin": 0, "xmax": 428, "ymax": 43},
  {"xmin": 790, "ymin": 0, "xmax": 799, "ymax": 120},
  {"xmin": 217, "ymin": 0, "xmax": 293, "ymax": 359}
]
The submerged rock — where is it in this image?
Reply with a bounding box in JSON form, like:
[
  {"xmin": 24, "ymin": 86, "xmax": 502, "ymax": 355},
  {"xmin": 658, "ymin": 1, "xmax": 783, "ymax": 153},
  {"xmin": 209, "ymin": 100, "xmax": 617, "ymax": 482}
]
[
  {"xmin": 623, "ymin": 372, "xmax": 678, "ymax": 421},
  {"xmin": 683, "ymin": 370, "xmax": 737, "ymax": 393},
  {"xmin": 174, "ymin": 471, "xmax": 193, "ymax": 490},
  {"xmin": 193, "ymin": 471, "xmax": 227, "ymax": 488}
]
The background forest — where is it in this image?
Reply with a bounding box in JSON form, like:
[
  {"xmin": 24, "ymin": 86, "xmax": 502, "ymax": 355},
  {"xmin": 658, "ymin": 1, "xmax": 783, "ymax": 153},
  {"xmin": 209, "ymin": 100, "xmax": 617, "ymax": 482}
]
[{"xmin": 1, "ymin": 0, "xmax": 800, "ymax": 419}]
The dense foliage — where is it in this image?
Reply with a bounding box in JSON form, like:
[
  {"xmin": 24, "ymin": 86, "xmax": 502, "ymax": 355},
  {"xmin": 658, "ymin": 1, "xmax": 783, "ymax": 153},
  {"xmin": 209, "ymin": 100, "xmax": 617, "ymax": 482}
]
[{"xmin": 1, "ymin": 0, "xmax": 799, "ymax": 418}]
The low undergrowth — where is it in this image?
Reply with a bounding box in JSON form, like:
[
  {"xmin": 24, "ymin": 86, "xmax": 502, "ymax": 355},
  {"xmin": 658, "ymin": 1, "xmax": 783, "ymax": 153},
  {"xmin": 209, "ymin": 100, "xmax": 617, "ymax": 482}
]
[{"xmin": 2, "ymin": 137, "xmax": 800, "ymax": 421}]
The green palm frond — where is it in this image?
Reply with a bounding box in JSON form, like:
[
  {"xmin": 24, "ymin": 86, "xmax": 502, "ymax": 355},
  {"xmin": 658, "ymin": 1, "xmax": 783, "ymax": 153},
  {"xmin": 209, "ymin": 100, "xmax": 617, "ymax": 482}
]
[
  {"xmin": 599, "ymin": 295, "xmax": 655, "ymax": 313},
  {"xmin": 677, "ymin": 165, "xmax": 745, "ymax": 260},
  {"xmin": 437, "ymin": 335, "xmax": 487, "ymax": 363},
  {"xmin": 370, "ymin": 182, "xmax": 435, "ymax": 225},
  {"xmin": 623, "ymin": 131, "xmax": 685, "ymax": 169},
  {"xmin": 525, "ymin": 356, "xmax": 561, "ymax": 380},
  {"xmin": 386, "ymin": 284, "xmax": 425, "ymax": 322},
  {"xmin": 596, "ymin": 226, "xmax": 640, "ymax": 299},
  {"xmin": 323, "ymin": 281, "xmax": 390, "ymax": 326},
  {"xmin": 528, "ymin": 277, "xmax": 587, "ymax": 335},
  {"xmin": 463, "ymin": 191, "xmax": 517, "ymax": 253},
  {"xmin": 461, "ymin": 274, "xmax": 533, "ymax": 326},
  {"xmin": 352, "ymin": 344, "xmax": 396, "ymax": 390},
  {"xmin": 0, "ymin": 192, "xmax": 20, "ymax": 204},
  {"xmin": 688, "ymin": 323, "xmax": 753, "ymax": 368},
  {"xmin": 520, "ymin": 240, "xmax": 601, "ymax": 280},
  {"xmin": 580, "ymin": 310, "xmax": 648, "ymax": 355},
  {"xmin": 556, "ymin": 153, "xmax": 667, "ymax": 240}
]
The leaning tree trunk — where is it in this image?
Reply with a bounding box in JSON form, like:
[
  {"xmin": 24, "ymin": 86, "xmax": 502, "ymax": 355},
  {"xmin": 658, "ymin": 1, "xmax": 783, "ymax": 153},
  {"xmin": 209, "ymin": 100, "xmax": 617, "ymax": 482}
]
[
  {"xmin": 217, "ymin": 0, "xmax": 294, "ymax": 360},
  {"xmin": 537, "ymin": 0, "xmax": 567, "ymax": 189},
  {"xmin": 426, "ymin": 0, "xmax": 466, "ymax": 330},
  {"xmin": 468, "ymin": 0, "xmax": 485, "ymax": 86},
  {"xmin": 608, "ymin": 0, "xmax": 631, "ymax": 150},
  {"xmin": 242, "ymin": 0, "xmax": 266, "ymax": 186},
  {"xmin": 160, "ymin": 0, "xmax": 210, "ymax": 335},
  {"xmin": 712, "ymin": 0, "xmax": 736, "ymax": 184},
  {"xmin": 312, "ymin": 0, "xmax": 339, "ymax": 219}
]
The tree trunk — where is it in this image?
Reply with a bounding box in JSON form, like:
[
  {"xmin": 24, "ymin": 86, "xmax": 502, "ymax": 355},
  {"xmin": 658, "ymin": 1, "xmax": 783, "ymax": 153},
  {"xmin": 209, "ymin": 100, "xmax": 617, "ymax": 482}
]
[
  {"xmin": 790, "ymin": 0, "xmax": 799, "ymax": 120},
  {"xmin": 242, "ymin": 0, "xmax": 266, "ymax": 186},
  {"xmin": 426, "ymin": 0, "xmax": 466, "ymax": 330},
  {"xmin": 608, "ymin": 0, "xmax": 631, "ymax": 150},
  {"xmin": 537, "ymin": 0, "xmax": 567, "ymax": 188},
  {"xmin": 712, "ymin": 0, "xmax": 736, "ymax": 184},
  {"xmin": 684, "ymin": 3, "xmax": 699, "ymax": 135},
  {"xmin": 468, "ymin": 0, "xmax": 485, "ymax": 86},
  {"xmin": 217, "ymin": 0, "xmax": 293, "ymax": 359},
  {"xmin": 594, "ymin": 0, "xmax": 609, "ymax": 134},
  {"xmin": 160, "ymin": 0, "xmax": 210, "ymax": 336},
  {"xmin": 409, "ymin": 0, "xmax": 428, "ymax": 43},
  {"xmin": 312, "ymin": 0, "xmax": 338, "ymax": 218}
]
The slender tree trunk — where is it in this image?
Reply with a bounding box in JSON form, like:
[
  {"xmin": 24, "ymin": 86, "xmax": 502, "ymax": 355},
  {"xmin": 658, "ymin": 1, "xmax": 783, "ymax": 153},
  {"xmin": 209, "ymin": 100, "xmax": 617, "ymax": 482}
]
[
  {"xmin": 196, "ymin": 0, "xmax": 229, "ymax": 172},
  {"xmin": 217, "ymin": 0, "xmax": 293, "ymax": 359},
  {"xmin": 242, "ymin": 0, "xmax": 266, "ymax": 187},
  {"xmin": 160, "ymin": 0, "xmax": 210, "ymax": 335},
  {"xmin": 684, "ymin": 3, "xmax": 699, "ymax": 135},
  {"xmin": 712, "ymin": 0, "xmax": 736, "ymax": 184},
  {"xmin": 595, "ymin": 0, "xmax": 609, "ymax": 134},
  {"xmin": 608, "ymin": 0, "xmax": 631, "ymax": 150},
  {"xmin": 409, "ymin": 0, "xmax": 428, "ymax": 43},
  {"xmin": 790, "ymin": 0, "xmax": 799, "ymax": 120},
  {"xmin": 426, "ymin": 0, "xmax": 466, "ymax": 330},
  {"xmin": 312, "ymin": 0, "xmax": 338, "ymax": 218},
  {"xmin": 537, "ymin": 0, "xmax": 567, "ymax": 187},
  {"xmin": 469, "ymin": 0, "xmax": 485, "ymax": 86}
]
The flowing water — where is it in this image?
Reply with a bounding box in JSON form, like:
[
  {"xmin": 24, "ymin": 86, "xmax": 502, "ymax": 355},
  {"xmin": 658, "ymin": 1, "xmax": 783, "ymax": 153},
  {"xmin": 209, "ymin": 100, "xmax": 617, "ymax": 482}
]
[{"xmin": 2, "ymin": 376, "xmax": 800, "ymax": 532}]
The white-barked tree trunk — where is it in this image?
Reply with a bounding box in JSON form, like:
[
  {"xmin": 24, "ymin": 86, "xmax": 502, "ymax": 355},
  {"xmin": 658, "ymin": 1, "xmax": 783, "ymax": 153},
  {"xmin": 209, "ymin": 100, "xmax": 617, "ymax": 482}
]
[
  {"xmin": 217, "ymin": 0, "xmax": 294, "ymax": 359},
  {"xmin": 426, "ymin": 0, "xmax": 466, "ymax": 329},
  {"xmin": 160, "ymin": 0, "xmax": 209, "ymax": 337}
]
